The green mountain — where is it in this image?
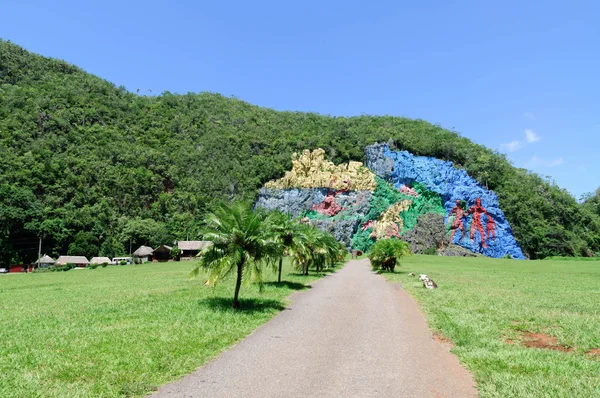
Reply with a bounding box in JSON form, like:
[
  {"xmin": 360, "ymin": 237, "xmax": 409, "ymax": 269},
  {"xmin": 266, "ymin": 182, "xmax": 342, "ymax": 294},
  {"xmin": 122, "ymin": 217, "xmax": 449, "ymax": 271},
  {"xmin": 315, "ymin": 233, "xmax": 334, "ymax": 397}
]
[{"xmin": 1, "ymin": 39, "xmax": 598, "ymax": 263}]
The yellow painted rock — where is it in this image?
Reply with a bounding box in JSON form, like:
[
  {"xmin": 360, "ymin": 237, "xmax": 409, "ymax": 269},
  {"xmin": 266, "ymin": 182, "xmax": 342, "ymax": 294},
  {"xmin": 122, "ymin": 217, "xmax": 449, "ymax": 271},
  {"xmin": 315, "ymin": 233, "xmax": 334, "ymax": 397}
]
[{"xmin": 264, "ymin": 148, "xmax": 377, "ymax": 191}]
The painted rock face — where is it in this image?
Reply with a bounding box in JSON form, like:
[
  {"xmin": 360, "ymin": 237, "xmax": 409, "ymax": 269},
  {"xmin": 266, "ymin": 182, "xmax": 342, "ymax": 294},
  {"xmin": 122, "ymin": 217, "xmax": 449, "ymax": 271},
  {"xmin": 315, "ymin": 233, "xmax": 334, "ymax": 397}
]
[{"xmin": 256, "ymin": 145, "xmax": 525, "ymax": 259}]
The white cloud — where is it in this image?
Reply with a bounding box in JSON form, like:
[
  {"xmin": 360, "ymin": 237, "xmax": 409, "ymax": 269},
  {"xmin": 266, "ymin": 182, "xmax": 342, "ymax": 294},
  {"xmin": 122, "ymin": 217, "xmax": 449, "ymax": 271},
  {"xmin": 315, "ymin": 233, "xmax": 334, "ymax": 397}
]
[
  {"xmin": 528, "ymin": 156, "xmax": 564, "ymax": 168},
  {"xmin": 501, "ymin": 140, "xmax": 524, "ymax": 152},
  {"xmin": 525, "ymin": 129, "xmax": 540, "ymax": 143},
  {"xmin": 500, "ymin": 129, "xmax": 541, "ymax": 152},
  {"xmin": 523, "ymin": 112, "xmax": 536, "ymax": 120}
]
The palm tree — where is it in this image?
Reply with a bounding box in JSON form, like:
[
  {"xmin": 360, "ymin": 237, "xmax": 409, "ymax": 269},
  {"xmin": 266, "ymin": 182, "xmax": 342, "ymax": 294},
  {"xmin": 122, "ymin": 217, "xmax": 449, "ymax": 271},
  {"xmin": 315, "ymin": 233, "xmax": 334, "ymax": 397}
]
[
  {"xmin": 368, "ymin": 238, "xmax": 411, "ymax": 272},
  {"xmin": 266, "ymin": 212, "xmax": 306, "ymax": 283},
  {"xmin": 291, "ymin": 225, "xmax": 341, "ymax": 275},
  {"xmin": 313, "ymin": 232, "xmax": 340, "ymax": 272},
  {"xmin": 190, "ymin": 202, "xmax": 277, "ymax": 309}
]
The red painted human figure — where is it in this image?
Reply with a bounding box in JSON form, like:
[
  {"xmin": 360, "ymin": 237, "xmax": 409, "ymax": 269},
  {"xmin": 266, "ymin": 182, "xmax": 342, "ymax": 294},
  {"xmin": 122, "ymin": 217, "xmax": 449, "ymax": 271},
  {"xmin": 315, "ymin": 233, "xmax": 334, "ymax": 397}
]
[
  {"xmin": 486, "ymin": 214, "xmax": 497, "ymax": 241},
  {"xmin": 467, "ymin": 198, "xmax": 492, "ymax": 248},
  {"xmin": 448, "ymin": 200, "xmax": 466, "ymax": 243}
]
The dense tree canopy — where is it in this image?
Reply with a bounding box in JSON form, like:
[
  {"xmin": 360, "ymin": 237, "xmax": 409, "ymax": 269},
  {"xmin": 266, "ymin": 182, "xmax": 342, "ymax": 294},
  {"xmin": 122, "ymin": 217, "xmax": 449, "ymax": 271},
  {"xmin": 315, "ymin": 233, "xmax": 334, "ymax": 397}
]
[
  {"xmin": 1, "ymin": 39, "xmax": 598, "ymax": 264},
  {"xmin": 582, "ymin": 188, "xmax": 600, "ymax": 218}
]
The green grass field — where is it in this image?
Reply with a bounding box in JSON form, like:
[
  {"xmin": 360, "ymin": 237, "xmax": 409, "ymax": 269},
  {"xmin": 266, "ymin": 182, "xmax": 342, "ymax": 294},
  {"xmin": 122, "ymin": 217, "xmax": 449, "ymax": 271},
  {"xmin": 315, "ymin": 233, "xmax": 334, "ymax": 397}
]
[
  {"xmin": 384, "ymin": 255, "xmax": 600, "ymax": 398},
  {"xmin": 0, "ymin": 259, "xmax": 335, "ymax": 397}
]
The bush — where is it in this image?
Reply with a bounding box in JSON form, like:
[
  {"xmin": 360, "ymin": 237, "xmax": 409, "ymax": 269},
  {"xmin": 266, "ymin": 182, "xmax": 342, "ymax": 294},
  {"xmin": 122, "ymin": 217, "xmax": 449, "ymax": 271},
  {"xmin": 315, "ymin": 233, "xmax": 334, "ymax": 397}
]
[
  {"xmin": 119, "ymin": 260, "xmax": 127, "ymax": 266},
  {"xmin": 52, "ymin": 263, "xmax": 75, "ymax": 272},
  {"xmin": 422, "ymin": 247, "xmax": 438, "ymax": 256},
  {"xmin": 368, "ymin": 239, "xmax": 411, "ymax": 272},
  {"xmin": 170, "ymin": 246, "xmax": 182, "ymax": 261},
  {"xmin": 89, "ymin": 264, "xmax": 99, "ymax": 269},
  {"xmin": 101, "ymin": 262, "xmax": 108, "ymax": 267}
]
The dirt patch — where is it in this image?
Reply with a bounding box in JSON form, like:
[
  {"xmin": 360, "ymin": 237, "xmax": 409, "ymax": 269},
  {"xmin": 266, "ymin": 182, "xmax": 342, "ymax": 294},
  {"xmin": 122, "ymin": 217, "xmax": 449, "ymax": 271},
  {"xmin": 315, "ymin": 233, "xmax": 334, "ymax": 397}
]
[
  {"xmin": 586, "ymin": 348, "xmax": 600, "ymax": 357},
  {"xmin": 518, "ymin": 331, "xmax": 573, "ymax": 352},
  {"xmin": 433, "ymin": 333, "xmax": 455, "ymax": 350}
]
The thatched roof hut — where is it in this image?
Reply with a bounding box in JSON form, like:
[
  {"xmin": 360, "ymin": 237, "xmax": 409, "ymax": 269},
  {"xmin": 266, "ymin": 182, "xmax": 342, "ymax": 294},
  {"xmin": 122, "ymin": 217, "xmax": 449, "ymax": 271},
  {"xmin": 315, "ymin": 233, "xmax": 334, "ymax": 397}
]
[
  {"xmin": 177, "ymin": 241, "xmax": 212, "ymax": 251},
  {"xmin": 132, "ymin": 246, "xmax": 154, "ymax": 263},
  {"xmin": 37, "ymin": 254, "xmax": 55, "ymax": 265},
  {"xmin": 153, "ymin": 245, "xmax": 172, "ymax": 253},
  {"xmin": 176, "ymin": 241, "xmax": 212, "ymax": 259},
  {"xmin": 36, "ymin": 254, "xmax": 55, "ymax": 269},
  {"xmin": 132, "ymin": 246, "xmax": 154, "ymax": 257},
  {"xmin": 90, "ymin": 257, "xmax": 112, "ymax": 265},
  {"xmin": 55, "ymin": 256, "xmax": 90, "ymax": 266},
  {"xmin": 153, "ymin": 245, "xmax": 173, "ymax": 262}
]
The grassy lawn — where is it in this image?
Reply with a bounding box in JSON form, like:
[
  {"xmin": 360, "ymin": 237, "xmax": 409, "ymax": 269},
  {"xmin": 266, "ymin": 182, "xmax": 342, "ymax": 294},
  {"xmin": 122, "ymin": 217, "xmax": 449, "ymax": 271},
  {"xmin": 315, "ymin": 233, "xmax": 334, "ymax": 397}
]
[
  {"xmin": 383, "ymin": 255, "xmax": 600, "ymax": 397},
  {"xmin": 0, "ymin": 259, "xmax": 337, "ymax": 397}
]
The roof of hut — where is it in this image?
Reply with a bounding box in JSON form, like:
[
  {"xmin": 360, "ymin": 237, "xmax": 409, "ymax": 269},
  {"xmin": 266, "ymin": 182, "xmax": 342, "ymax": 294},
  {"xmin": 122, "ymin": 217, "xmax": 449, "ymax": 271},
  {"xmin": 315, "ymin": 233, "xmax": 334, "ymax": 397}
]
[
  {"xmin": 55, "ymin": 256, "xmax": 90, "ymax": 265},
  {"xmin": 37, "ymin": 254, "xmax": 55, "ymax": 264},
  {"xmin": 132, "ymin": 245, "xmax": 154, "ymax": 257},
  {"xmin": 177, "ymin": 241, "xmax": 212, "ymax": 251},
  {"xmin": 90, "ymin": 257, "xmax": 112, "ymax": 264},
  {"xmin": 153, "ymin": 244, "xmax": 173, "ymax": 253}
]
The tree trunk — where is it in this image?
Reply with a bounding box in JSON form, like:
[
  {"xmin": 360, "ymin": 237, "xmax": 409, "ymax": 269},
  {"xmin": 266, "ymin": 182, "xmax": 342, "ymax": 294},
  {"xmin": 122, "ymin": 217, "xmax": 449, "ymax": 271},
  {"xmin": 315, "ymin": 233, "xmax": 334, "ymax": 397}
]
[
  {"xmin": 233, "ymin": 257, "xmax": 245, "ymax": 309},
  {"xmin": 278, "ymin": 257, "xmax": 283, "ymax": 283},
  {"xmin": 383, "ymin": 257, "xmax": 396, "ymax": 272}
]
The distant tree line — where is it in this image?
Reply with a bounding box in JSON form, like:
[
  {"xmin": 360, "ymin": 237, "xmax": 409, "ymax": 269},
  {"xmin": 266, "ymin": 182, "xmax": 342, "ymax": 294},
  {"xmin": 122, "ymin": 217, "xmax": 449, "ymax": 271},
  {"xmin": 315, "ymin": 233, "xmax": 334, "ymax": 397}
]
[{"xmin": 1, "ymin": 39, "xmax": 599, "ymax": 264}]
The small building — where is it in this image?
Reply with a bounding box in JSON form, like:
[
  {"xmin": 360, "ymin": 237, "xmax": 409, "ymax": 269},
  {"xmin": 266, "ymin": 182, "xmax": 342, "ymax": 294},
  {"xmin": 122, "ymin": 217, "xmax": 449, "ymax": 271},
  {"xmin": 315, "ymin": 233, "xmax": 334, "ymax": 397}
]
[
  {"xmin": 132, "ymin": 246, "xmax": 154, "ymax": 264},
  {"xmin": 177, "ymin": 241, "xmax": 213, "ymax": 260},
  {"xmin": 153, "ymin": 245, "xmax": 172, "ymax": 262},
  {"xmin": 55, "ymin": 256, "xmax": 90, "ymax": 267},
  {"xmin": 90, "ymin": 257, "xmax": 112, "ymax": 265},
  {"xmin": 37, "ymin": 254, "xmax": 55, "ymax": 268},
  {"xmin": 112, "ymin": 256, "xmax": 132, "ymax": 265}
]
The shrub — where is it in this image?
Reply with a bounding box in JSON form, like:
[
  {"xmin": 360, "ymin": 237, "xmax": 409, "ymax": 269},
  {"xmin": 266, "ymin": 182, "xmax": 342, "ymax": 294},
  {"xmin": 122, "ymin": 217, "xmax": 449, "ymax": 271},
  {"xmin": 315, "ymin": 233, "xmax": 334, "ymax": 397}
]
[
  {"xmin": 119, "ymin": 260, "xmax": 127, "ymax": 266},
  {"xmin": 369, "ymin": 239, "xmax": 411, "ymax": 272},
  {"xmin": 89, "ymin": 264, "xmax": 99, "ymax": 269},
  {"xmin": 52, "ymin": 263, "xmax": 75, "ymax": 272},
  {"xmin": 170, "ymin": 246, "xmax": 182, "ymax": 261},
  {"xmin": 101, "ymin": 262, "xmax": 108, "ymax": 267},
  {"xmin": 422, "ymin": 247, "xmax": 438, "ymax": 256}
]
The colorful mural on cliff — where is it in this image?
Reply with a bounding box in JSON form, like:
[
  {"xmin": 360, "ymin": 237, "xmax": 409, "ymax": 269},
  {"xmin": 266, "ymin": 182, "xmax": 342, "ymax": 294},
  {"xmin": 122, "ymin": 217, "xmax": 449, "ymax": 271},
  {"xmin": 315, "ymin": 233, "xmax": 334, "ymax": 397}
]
[{"xmin": 256, "ymin": 145, "xmax": 525, "ymax": 259}]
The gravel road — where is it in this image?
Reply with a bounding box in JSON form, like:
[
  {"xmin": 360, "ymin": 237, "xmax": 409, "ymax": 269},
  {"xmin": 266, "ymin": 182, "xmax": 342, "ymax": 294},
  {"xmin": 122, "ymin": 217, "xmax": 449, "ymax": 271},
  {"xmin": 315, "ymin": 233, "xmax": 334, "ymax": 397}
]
[{"xmin": 152, "ymin": 259, "xmax": 477, "ymax": 397}]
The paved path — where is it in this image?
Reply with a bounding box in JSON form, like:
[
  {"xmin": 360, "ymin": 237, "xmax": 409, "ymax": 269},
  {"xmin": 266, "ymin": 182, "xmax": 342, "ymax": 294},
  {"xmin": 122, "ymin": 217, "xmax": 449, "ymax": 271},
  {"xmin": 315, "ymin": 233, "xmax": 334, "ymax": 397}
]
[{"xmin": 152, "ymin": 260, "xmax": 477, "ymax": 397}]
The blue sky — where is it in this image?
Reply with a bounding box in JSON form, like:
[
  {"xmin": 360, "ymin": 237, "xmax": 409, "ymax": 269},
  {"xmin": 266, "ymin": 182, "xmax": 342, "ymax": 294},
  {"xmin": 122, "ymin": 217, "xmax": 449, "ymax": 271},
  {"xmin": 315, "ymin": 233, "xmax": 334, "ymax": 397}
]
[{"xmin": 3, "ymin": 0, "xmax": 599, "ymax": 199}]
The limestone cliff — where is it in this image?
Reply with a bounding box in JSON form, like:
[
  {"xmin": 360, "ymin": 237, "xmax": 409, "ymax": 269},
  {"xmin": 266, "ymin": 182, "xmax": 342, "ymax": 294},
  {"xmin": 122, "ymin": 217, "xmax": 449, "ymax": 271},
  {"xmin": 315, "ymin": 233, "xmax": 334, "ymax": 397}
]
[{"xmin": 256, "ymin": 144, "xmax": 525, "ymax": 259}]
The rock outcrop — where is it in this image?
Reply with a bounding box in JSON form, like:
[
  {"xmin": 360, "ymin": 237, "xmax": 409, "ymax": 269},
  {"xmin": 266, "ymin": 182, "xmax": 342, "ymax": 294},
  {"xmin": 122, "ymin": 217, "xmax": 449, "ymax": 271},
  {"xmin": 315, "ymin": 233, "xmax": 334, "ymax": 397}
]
[
  {"xmin": 265, "ymin": 148, "xmax": 377, "ymax": 191},
  {"xmin": 255, "ymin": 145, "xmax": 525, "ymax": 259},
  {"xmin": 365, "ymin": 144, "xmax": 394, "ymax": 182},
  {"xmin": 401, "ymin": 213, "xmax": 446, "ymax": 254},
  {"xmin": 309, "ymin": 218, "xmax": 362, "ymax": 248},
  {"xmin": 365, "ymin": 144, "xmax": 525, "ymax": 259},
  {"xmin": 256, "ymin": 188, "xmax": 372, "ymax": 219}
]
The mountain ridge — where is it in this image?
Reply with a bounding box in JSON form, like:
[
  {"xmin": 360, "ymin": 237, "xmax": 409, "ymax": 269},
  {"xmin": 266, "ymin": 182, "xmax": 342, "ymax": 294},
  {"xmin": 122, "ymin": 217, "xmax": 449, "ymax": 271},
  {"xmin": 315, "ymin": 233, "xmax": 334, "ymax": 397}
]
[{"xmin": 1, "ymin": 39, "xmax": 598, "ymax": 263}]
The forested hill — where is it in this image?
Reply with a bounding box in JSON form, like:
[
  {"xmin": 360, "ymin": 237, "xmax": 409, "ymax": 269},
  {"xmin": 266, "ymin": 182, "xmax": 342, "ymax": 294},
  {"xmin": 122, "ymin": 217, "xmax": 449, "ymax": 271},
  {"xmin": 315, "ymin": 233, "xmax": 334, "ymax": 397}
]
[{"xmin": 1, "ymin": 39, "xmax": 598, "ymax": 263}]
